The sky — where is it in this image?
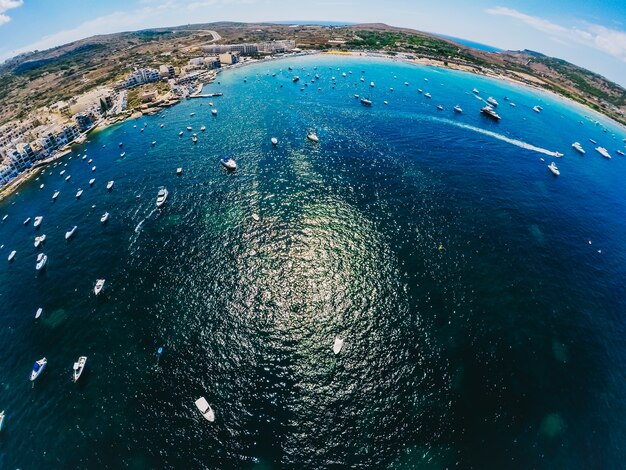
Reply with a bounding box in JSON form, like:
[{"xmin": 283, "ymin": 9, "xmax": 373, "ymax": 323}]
[{"xmin": 0, "ymin": 0, "xmax": 625, "ymax": 86}]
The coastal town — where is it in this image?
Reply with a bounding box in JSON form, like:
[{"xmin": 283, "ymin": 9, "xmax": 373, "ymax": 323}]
[{"xmin": 0, "ymin": 38, "xmax": 297, "ymax": 195}]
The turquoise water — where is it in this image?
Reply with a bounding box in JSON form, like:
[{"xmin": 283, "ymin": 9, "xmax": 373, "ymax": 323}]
[{"xmin": 1, "ymin": 55, "xmax": 626, "ymax": 468}]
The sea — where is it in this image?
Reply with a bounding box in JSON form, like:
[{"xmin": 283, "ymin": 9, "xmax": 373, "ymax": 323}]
[
  {"xmin": 1, "ymin": 54, "xmax": 625, "ymax": 468},
  {"xmin": 436, "ymin": 34, "xmax": 503, "ymax": 52}
]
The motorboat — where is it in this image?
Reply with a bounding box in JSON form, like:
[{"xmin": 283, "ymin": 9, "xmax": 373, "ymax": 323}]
[
  {"xmin": 36, "ymin": 253, "xmax": 47, "ymax": 271},
  {"xmin": 34, "ymin": 234, "xmax": 46, "ymax": 248},
  {"xmin": 192, "ymin": 135, "xmax": 198, "ymax": 143},
  {"xmin": 360, "ymin": 98, "xmax": 372, "ymax": 106},
  {"xmin": 370, "ymin": 81, "xmax": 375, "ymax": 87},
  {"xmin": 487, "ymin": 96, "xmax": 499, "ymax": 107},
  {"xmin": 187, "ymin": 126, "xmax": 192, "ymax": 131},
  {"xmin": 271, "ymin": 137, "xmax": 278, "ymax": 146},
  {"xmin": 82, "ymin": 155, "xmax": 87, "ymax": 161},
  {"xmin": 2, "ymin": 215, "xmax": 7, "ymax": 221},
  {"xmin": 200, "ymin": 125, "xmax": 206, "ymax": 132},
  {"xmin": 101, "ymin": 212, "xmax": 109, "ymax": 223},
  {"xmin": 220, "ymin": 157, "xmax": 237, "ymax": 171},
  {"xmin": 190, "ymin": 112, "xmax": 195, "ymax": 116},
  {"xmin": 571, "ymin": 142, "xmax": 585, "ymax": 154},
  {"xmin": 24, "ymin": 217, "xmax": 31, "ymax": 225},
  {"xmin": 94, "ymin": 279, "xmax": 105, "ymax": 295},
  {"xmin": 437, "ymin": 105, "xmax": 443, "ymax": 110},
  {"xmin": 548, "ymin": 162, "xmax": 560, "ymax": 176},
  {"xmin": 52, "ymin": 191, "xmax": 60, "ymax": 201},
  {"xmin": 40, "ymin": 184, "xmax": 44, "ymax": 189},
  {"xmin": 33, "ymin": 216, "xmax": 43, "ymax": 228},
  {"xmin": 0, "ymin": 411, "xmax": 4, "ymax": 432},
  {"xmin": 119, "ymin": 142, "xmax": 123, "ymax": 147},
  {"xmin": 211, "ymin": 109, "xmax": 218, "ymax": 116},
  {"xmin": 179, "ymin": 131, "xmax": 184, "ymax": 136},
  {"xmin": 480, "ymin": 105, "xmax": 501, "ymax": 121},
  {"xmin": 87, "ymin": 159, "xmax": 92, "ymax": 164},
  {"xmin": 30, "ymin": 358, "xmax": 47, "ymax": 381},
  {"xmin": 89, "ymin": 178, "xmax": 95, "ymax": 186},
  {"xmin": 65, "ymin": 175, "xmax": 71, "ymax": 182},
  {"xmin": 509, "ymin": 102, "xmax": 516, "ymax": 107},
  {"xmin": 156, "ymin": 188, "xmax": 168, "ymax": 207},
  {"xmin": 404, "ymin": 81, "xmax": 409, "ymax": 86},
  {"xmin": 76, "ymin": 189, "xmax": 83, "ymax": 199},
  {"xmin": 60, "ymin": 170, "xmax": 65, "ymax": 176},
  {"xmin": 292, "ymin": 76, "xmax": 300, "ymax": 82},
  {"xmin": 589, "ymin": 139, "xmax": 597, "ymax": 144},
  {"xmin": 151, "ymin": 141, "xmax": 156, "ymax": 146},
  {"xmin": 8, "ymin": 250, "xmax": 16, "ymax": 262},
  {"xmin": 72, "ymin": 356, "xmax": 87, "ymax": 383},
  {"xmin": 35, "ymin": 308, "xmax": 43, "ymax": 319},
  {"xmin": 91, "ymin": 166, "xmax": 96, "ymax": 172},
  {"xmin": 472, "ymin": 88, "xmax": 479, "ymax": 94},
  {"xmin": 333, "ymin": 336, "xmax": 344, "ymax": 355},
  {"xmin": 307, "ymin": 132, "xmax": 319, "ymax": 143},
  {"xmin": 454, "ymin": 105, "xmax": 463, "ymax": 113},
  {"xmin": 418, "ymin": 88, "xmax": 423, "ymax": 93},
  {"xmin": 65, "ymin": 225, "xmax": 77, "ymax": 240},
  {"xmin": 595, "ymin": 147, "xmax": 611, "ymax": 159},
  {"xmin": 194, "ymin": 397, "xmax": 215, "ymax": 422},
  {"xmin": 617, "ymin": 149, "xmax": 625, "ymax": 156},
  {"xmin": 120, "ymin": 152, "xmax": 126, "ymax": 158},
  {"xmin": 176, "ymin": 167, "xmax": 183, "ymax": 176},
  {"xmin": 424, "ymin": 92, "xmax": 432, "ymax": 98},
  {"xmin": 107, "ymin": 180, "xmax": 114, "ymax": 190},
  {"xmin": 384, "ymin": 100, "xmax": 388, "ymax": 105},
  {"xmin": 533, "ymin": 105, "xmax": 542, "ymax": 113}
]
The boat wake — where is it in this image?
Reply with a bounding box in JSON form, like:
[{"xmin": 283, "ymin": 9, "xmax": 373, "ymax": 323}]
[{"xmin": 434, "ymin": 117, "xmax": 562, "ymax": 157}]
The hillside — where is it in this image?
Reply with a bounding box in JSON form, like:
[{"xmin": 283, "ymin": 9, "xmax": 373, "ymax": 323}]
[{"xmin": 0, "ymin": 22, "xmax": 624, "ymax": 125}]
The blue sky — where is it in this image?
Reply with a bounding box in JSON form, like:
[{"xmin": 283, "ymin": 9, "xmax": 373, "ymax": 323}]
[{"xmin": 1, "ymin": 0, "xmax": 625, "ymax": 86}]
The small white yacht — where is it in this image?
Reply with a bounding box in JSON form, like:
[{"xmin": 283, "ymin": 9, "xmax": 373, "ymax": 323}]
[
  {"xmin": 418, "ymin": 88, "xmax": 423, "ymax": 93},
  {"xmin": 120, "ymin": 152, "xmax": 126, "ymax": 158},
  {"xmin": 589, "ymin": 139, "xmax": 597, "ymax": 144},
  {"xmin": 192, "ymin": 134, "xmax": 198, "ymax": 143},
  {"xmin": 33, "ymin": 216, "xmax": 43, "ymax": 228},
  {"xmin": 220, "ymin": 157, "xmax": 237, "ymax": 171},
  {"xmin": 65, "ymin": 175, "xmax": 71, "ymax": 182},
  {"xmin": 360, "ymin": 98, "xmax": 372, "ymax": 106},
  {"xmin": 35, "ymin": 308, "xmax": 43, "ymax": 319},
  {"xmin": 23, "ymin": 217, "xmax": 31, "ymax": 225},
  {"xmin": 333, "ymin": 336, "xmax": 344, "ymax": 355},
  {"xmin": 307, "ymin": 132, "xmax": 319, "ymax": 143},
  {"xmin": 548, "ymin": 162, "xmax": 560, "ymax": 176},
  {"xmin": 34, "ymin": 234, "xmax": 46, "ymax": 248},
  {"xmin": 0, "ymin": 411, "xmax": 4, "ymax": 432},
  {"xmin": 195, "ymin": 397, "xmax": 215, "ymax": 422},
  {"xmin": 94, "ymin": 279, "xmax": 105, "ymax": 295},
  {"xmin": 179, "ymin": 131, "xmax": 184, "ymax": 137},
  {"xmin": 271, "ymin": 137, "xmax": 278, "ymax": 146},
  {"xmin": 36, "ymin": 253, "xmax": 47, "ymax": 271},
  {"xmin": 76, "ymin": 189, "xmax": 83, "ymax": 199},
  {"xmin": 480, "ymin": 105, "xmax": 501, "ymax": 121},
  {"xmin": 82, "ymin": 155, "xmax": 87, "ymax": 161},
  {"xmin": 370, "ymin": 81, "xmax": 375, "ymax": 87},
  {"xmin": 571, "ymin": 142, "xmax": 585, "ymax": 154},
  {"xmin": 487, "ymin": 96, "xmax": 499, "ymax": 107},
  {"xmin": 156, "ymin": 188, "xmax": 168, "ymax": 207},
  {"xmin": 454, "ymin": 105, "xmax": 463, "ymax": 113},
  {"xmin": 533, "ymin": 105, "xmax": 542, "ymax": 113},
  {"xmin": 190, "ymin": 112, "xmax": 195, "ymax": 117},
  {"xmin": 176, "ymin": 168, "xmax": 183, "ymax": 175},
  {"xmin": 616, "ymin": 149, "xmax": 625, "ymax": 156},
  {"xmin": 595, "ymin": 147, "xmax": 611, "ymax": 159},
  {"xmin": 437, "ymin": 105, "xmax": 443, "ymax": 110},
  {"xmin": 8, "ymin": 250, "xmax": 16, "ymax": 262},
  {"xmin": 151, "ymin": 141, "xmax": 156, "ymax": 146},
  {"xmin": 107, "ymin": 181, "xmax": 114, "ymax": 190},
  {"xmin": 200, "ymin": 125, "xmax": 206, "ymax": 132},
  {"xmin": 72, "ymin": 356, "xmax": 87, "ymax": 383},
  {"xmin": 187, "ymin": 126, "xmax": 193, "ymax": 131},
  {"xmin": 101, "ymin": 212, "xmax": 109, "ymax": 223},
  {"xmin": 30, "ymin": 358, "xmax": 47, "ymax": 381},
  {"xmin": 424, "ymin": 92, "xmax": 432, "ymax": 98},
  {"xmin": 509, "ymin": 102, "xmax": 516, "ymax": 107},
  {"xmin": 88, "ymin": 159, "xmax": 92, "ymax": 164},
  {"xmin": 65, "ymin": 225, "xmax": 77, "ymax": 240},
  {"xmin": 52, "ymin": 190, "xmax": 60, "ymax": 201},
  {"xmin": 211, "ymin": 109, "xmax": 218, "ymax": 116},
  {"xmin": 89, "ymin": 178, "xmax": 95, "ymax": 186},
  {"xmin": 2, "ymin": 214, "xmax": 7, "ymax": 221},
  {"xmin": 91, "ymin": 166, "xmax": 96, "ymax": 172},
  {"xmin": 59, "ymin": 170, "xmax": 65, "ymax": 176},
  {"xmin": 472, "ymin": 88, "xmax": 479, "ymax": 94},
  {"xmin": 404, "ymin": 81, "xmax": 409, "ymax": 86},
  {"xmin": 40, "ymin": 183, "xmax": 44, "ymax": 189}
]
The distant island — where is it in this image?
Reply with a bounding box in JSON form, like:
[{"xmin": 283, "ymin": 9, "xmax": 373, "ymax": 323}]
[{"xmin": 0, "ymin": 21, "xmax": 624, "ymax": 195}]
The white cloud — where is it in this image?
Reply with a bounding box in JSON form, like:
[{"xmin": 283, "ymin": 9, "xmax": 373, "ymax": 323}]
[
  {"xmin": 486, "ymin": 6, "xmax": 626, "ymax": 63},
  {"xmin": 0, "ymin": 0, "xmax": 23, "ymax": 26}
]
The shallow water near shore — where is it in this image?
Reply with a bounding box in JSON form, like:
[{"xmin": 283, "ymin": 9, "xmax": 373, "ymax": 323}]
[{"xmin": 1, "ymin": 54, "xmax": 626, "ymax": 468}]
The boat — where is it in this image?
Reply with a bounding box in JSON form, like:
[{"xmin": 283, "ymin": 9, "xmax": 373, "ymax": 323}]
[
  {"xmin": 190, "ymin": 112, "xmax": 195, "ymax": 116},
  {"xmin": 179, "ymin": 131, "xmax": 184, "ymax": 136},
  {"xmin": 307, "ymin": 132, "xmax": 319, "ymax": 143},
  {"xmin": 91, "ymin": 166, "xmax": 96, "ymax": 172},
  {"xmin": 82, "ymin": 155, "xmax": 87, "ymax": 161},
  {"xmin": 33, "ymin": 216, "xmax": 43, "ymax": 228},
  {"xmin": 194, "ymin": 397, "xmax": 215, "ymax": 422},
  {"xmin": 370, "ymin": 81, "xmax": 375, "ymax": 87},
  {"xmin": 40, "ymin": 183, "xmax": 44, "ymax": 189},
  {"xmin": 589, "ymin": 139, "xmax": 597, "ymax": 144},
  {"xmin": 101, "ymin": 212, "xmax": 109, "ymax": 223},
  {"xmin": 30, "ymin": 358, "xmax": 47, "ymax": 381},
  {"xmin": 342, "ymin": 72, "xmax": 346, "ymax": 77},
  {"xmin": 2, "ymin": 215, "xmax": 7, "ymax": 221},
  {"xmin": 187, "ymin": 126, "xmax": 192, "ymax": 132},
  {"xmin": 60, "ymin": 170, "xmax": 65, "ymax": 176},
  {"xmin": 548, "ymin": 162, "xmax": 560, "ymax": 176},
  {"xmin": 76, "ymin": 189, "xmax": 83, "ymax": 199},
  {"xmin": 0, "ymin": 411, "xmax": 4, "ymax": 432},
  {"xmin": 333, "ymin": 336, "xmax": 344, "ymax": 355},
  {"xmin": 52, "ymin": 191, "xmax": 60, "ymax": 201},
  {"xmin": 595, "ymin": 147, "xmax": 611, "ymax": 159},
  {"xmin": 65, "ymin": 225, "xmax": 77, "ymax": 240},
  {"xmin": 418, "ymin": 88, "xmax": 423, "ymax": 93},
  {"xmin": 87, "ymin": 159, "xmax": 92, "ymax": 164},
  {"xmin": 176, "ymin": 168, "xmax": 183, "ymax": 175},
  {"xmin": 354, "ymin": 94, "xmax": 359, "ymax": 99},
  {"xmin": 35, "ymin": 253, "xmax": 47, "ymax": 271},
  {"xmin": 509, "ymin": 102, "xmax": 516, "ymax": 107},
  {"xmin": 23, "ymin": 217, "xmax": 31, "ymax": 225},
  {"xmin": 211, "ymin": 109, "xmax": 218, "ymax": 116},
  {"xmin": 617, "ymin": 149, "xmax": 625, "ymax": 156},
  {"xmin": 472, "ymin": 88, "xmax": 479, "ymax": 94},
  {"xmin": 35, "ymin": 308, "xmax": 43, "ymax": 319},
  {"xmin": 120, "ymin": 152, "xmax": 126, "ymax": 158},
  {"xmin": 156, "ymin": 188, "xmax": 169, "ymax": 207},
  {"xmin": 72, "ymin": 356, "xmax": 87, "ymax": 383},
  {"xmin": 34, "ymin": 234, "xmax": 46, "ymax": 248},
  {"xmin": 533, "ymin": 105, "xmax": 542, "ymax": 113},
  {"xmin": 424, "ymin": 92, "xmax": 432, "ymax": 98},
  {"xmin": 200, "ymin": 125, "xmax": 206, "ymax": 132},
  {"xmin": 360, "ymin": 98, "xmax": 372, "ymax": 106},
  {"xmin": 151, "ymin": 141, "xmax": 156, "ymax": 146},
  {"xmin": 220, "ymin": 157, "xmax": 237, "ymax": 171},
  {"xmin": 480, "ymin": 105, "xmax": 501, "ymax": 121},
  {"xmin": 453, "ymin": 105, "xmax": 463, "ymax": 113},
  {"xmin": 404, "ymin": 81, "xmax": 409, "ymax": 86},
  {"xmin": 271, "ymin": 137, "xmax": 278, "ymax": 146},
  {"xmin": 94, "ymin": 279, "xmax": 105, "ymax": 295},
  {"xmin": 487, "ymin": 96, "xmax": 499, "ymax": 107},
  {"xmin": 107, "ymin": 180, "xmax": 114, "ymax": 190},
  {"xmin": 437, "ymin": 105, "xmax": 443, "ymax": 110},
  {"xmin": 89, "ymin": 178, "xmax": 95, "ymax": 186},
  {"xmin": 292, "ymin": 76, "xmax": 300, "ymax": 82},
  {"xmin": 8, "ymin": 250, "xmax": 16, "ymax": 262},
  {"xmin": 192, "ymin": 135, "xmax": 198, "ymax": 143},
  {"xmin": 384, "ymin": 101, "xmax": 388, "ymax": 105},
  {"xmin": 571, "ymin": 142, "xmax": 585, "ymax": 154},
  {"xmin": 65, "ymin": 175, "xmax": 71, "ymax": 182}
]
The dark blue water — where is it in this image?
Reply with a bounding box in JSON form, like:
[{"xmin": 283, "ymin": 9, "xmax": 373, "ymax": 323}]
[
  {"xmin": 436, "ymin": 34, "xmax": 503, "ymax": 52},
  {"xmin": 1, "ymin": 55, "xmax": 625, "ymax": 468}
]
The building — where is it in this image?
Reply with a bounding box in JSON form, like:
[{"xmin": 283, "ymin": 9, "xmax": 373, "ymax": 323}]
[
  {"xmin": 205, "ymin": 56, "xmax": 220, "ymax": 70},
  {"xmin": 121, "ymin": 68, "xmax": 160, "ymax": 88},
  {"xmin": 74, "ymin": 113, "xmax": 93, "ymax": 132},
  {"xmin": 204, "ymin": 43, "xmax": 258, "ymax": 55},
  {"xmin": 159, "ymin": 64, "xmax": 175, "ymax": 79},
  {"xmin": 141, "ymin": 91, "xmax": 157, "ymax": 103},
  {"xmin": 257, "ymin": 40, "xmax": 297, "ymax": 53},
  {"xmin": 219, "ymin": 52, "xmax": 240, "ymax": 66}
]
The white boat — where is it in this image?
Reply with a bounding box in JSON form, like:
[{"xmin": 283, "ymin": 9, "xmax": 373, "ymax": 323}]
[
  {"xmin": 571, "ymin": 142, "xmax": 585, "ymax": 154},
  {"xmin": 107, "ymin": 180, "xmax": 114, "ymax": 190},
  {"xmin": 220, "ymin": 157, "xmax": 237, "ymax": 171},
  {"xmin": 192, "ymin": 135, "xmax": 198, "ymax": 143},
  {"xmin": 370, "ymin": 81, "xmax": 375, "ymax": 87},
  {"xmin": 487, "ymin": 96, "xmax": 499, "ymax": 107},
  {"xmin": 52, "ymin": 191, "xmax": 60, "ymax": 201},
  {"xmin": 151, "ymin": 141, "xmax": 156, "ymax": 146},
  {"xmin": 34, "ymin": 216, "xmax": 43, "ymax": 228},
  {"xmin": 589, "ymin": 139, "xmax": 597, "ymax": 144},
  {"xmin": 30, "ymin": 358, "xmax": 47, "ymax": 381},
  {"xmin": 209, "ymin": 102, "xmax": 213, "ymax": 106},
  {"xmin": 94, "ymin": 279, "xmax": 105, "ymax": 295},
  {"xmin": 65, "ymin": 175, "xmax": 71, "ymax": 182},
  {"xmin": 187, "ymin": 126, "xmax": 192, "ymax": 131},
  {"xmin": 360, "ymin": 98, "xmax": 372, "ymax": 106},
  {"xmin": 179, "ymin": 131, "xmax": 184, "ymax": 136},
  {"xmin": 0, "ymin": 411, "xmax": 4, "ymax": 432},
  {"xmin": 333, "ymin": 336, "xmax": 344, "ymax": 355},
  {"xmin": 617, "ymin": 149, "xmax": 625, "ymax": 156},
  {"xmin": 34, "ymin": 234, "xmax": 46, "ymax": 248},
  {"xmin": 35, "ymin": 253, "xmax": 47, "ymax": 271},
  {"xmin": 59, "ymin": 170, "xmax": 65, "ymax": 176},
  {"xmin": 87, "ymin": 159, "xmax": 92, "ymax": 164},
  {"xmin": 480, "ymin": 105, "xmax": 501, "ymax": 121},
  {"xmin": 436, "ymin": 105, "xmax": 443, "ymax": 110},
  {"xmin": 271, "ymin": 137, "xmax": 278, "ymax": 146},
  {"xmin": 156, "ymin": 188, "xmax": 168, "ymax": 207},
  {"xmin": 384, "ymin": 100, "xmax": 388, "ymax": 105},
  {"xmin": 190, "ymin": 112, "xmax": 195, "ymax": 116},
  {"xmin": 472, "ymin": 88, "xmax": 479, "ymax": 94},
  {"xmin": 101, "ymin": 212, "xmax": 109, "ymax": 223},
  {"xmin": 91, "ymin": 166, "xmax": 96, "ymax": 172},
  {"xmin": 65, "ymin": 225, "xmax": 77, "ymax": 240},
  {"xmin": 548, "ymin": 162, "xmax": 560, "ymax": 176},
  {"xmin": 307, "ymin": 132, "xmax": 319, "ymax": 143},
  {"xmin": 533, "ymin": 105, "xmax": 542, "ymax": 113},
  {"xmin": 72, "ymin": 356, "xmax": 87, "ymax": 383},
  {"xmin": 40, "ymin": 183, "xmax": 44, "ymax": 189},
  {"xmin": 2, "ymin": 215, "xmax": 7, "ymax": 221},
  {"xmin": 454, "ymin": 105, "xmax": 463, "ymax": 113},
  {"xmin": 35, "ymin": 308, "xmax": 43, "ymax": 319},
  {"xmin": 200, "ymin": 125, "xmax": 206, "ymax": 132},
  {"xmin": 509, "ymin": 102, "xmax": 516, "ymax": 107},
  {"xmin": 89, "ymin": 178, "xmax": 95, "ymax": 186},
  {"xmin": 76, "ymin": 189, "xmax": 83, "ymax": 199},
  {"xmin": 120, "ymin": 152, "xmax": 126, "ymax": 158},
  {"xmin": 194, "ymin": 397, "xmax": 215, "ymax": 422},
  {"xmin": 24, "ymin": 217, "xmax": 31, "ymax": 225},
  {"xmin": 82, "ymin": 155, "xmax": 87, "ymax": 161},
  {"xmin": 176, "ymin": 168, "xmax": 182, "ymax": 175},
  {"xmin": 418, "ymin": 88, "xmax": 423, "ymax": 93},
  {"xmin": 404, "ymin": 81, "xmax": 409, "ymax": 86},
  {"xmin": 8, "ymin": 250, "xmax": 16, "ymax": 262},
  {"xmin": 424, "ymin": 92, "xmax": 432, "ymax": 98},
  {"xmin": 211, "ymin": 109, "xmax": 218, "ymax": 116},
  {"xmin": 595, "ymin": 146, "xmax": 611, "ymax": 159}
]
